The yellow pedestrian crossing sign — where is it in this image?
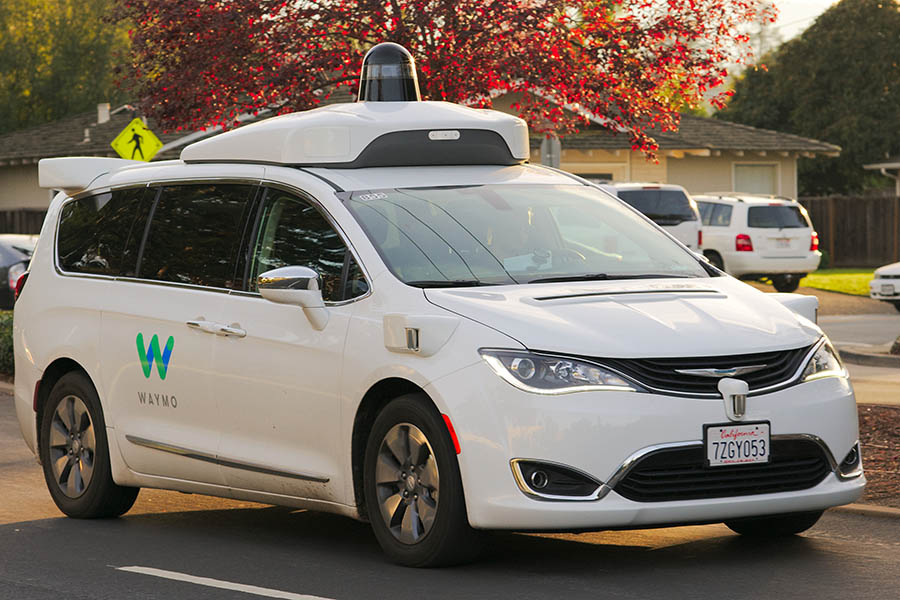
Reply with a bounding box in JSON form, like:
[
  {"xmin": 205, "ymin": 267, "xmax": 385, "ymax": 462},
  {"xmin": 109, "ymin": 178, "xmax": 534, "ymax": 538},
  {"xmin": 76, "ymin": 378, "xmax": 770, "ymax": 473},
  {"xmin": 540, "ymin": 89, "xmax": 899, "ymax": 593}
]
[{"xmin": 111, "ymin": 118, "xmax": 163, "ymax": 162}]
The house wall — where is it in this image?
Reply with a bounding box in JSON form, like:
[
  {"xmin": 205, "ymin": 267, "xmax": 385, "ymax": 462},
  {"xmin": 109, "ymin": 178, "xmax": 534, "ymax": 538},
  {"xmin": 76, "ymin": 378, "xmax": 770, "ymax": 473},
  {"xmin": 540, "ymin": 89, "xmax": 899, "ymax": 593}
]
[
  {"xmin": 666, "ymin": 155, "xmax": 798, "ymax": 198},
  {"xmin": 0, "ymin": 164, "xmax": 50, "ymax": 209}
]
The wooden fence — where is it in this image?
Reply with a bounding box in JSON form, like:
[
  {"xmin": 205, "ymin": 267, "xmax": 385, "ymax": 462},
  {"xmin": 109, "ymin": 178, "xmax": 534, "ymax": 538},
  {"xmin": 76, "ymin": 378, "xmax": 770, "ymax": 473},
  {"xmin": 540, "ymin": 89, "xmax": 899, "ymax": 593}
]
[
  {"xmin": 798, "ymin": 195, "xmax": 900, "ymax": 268},
  {"xmin": 0, "ymin": 209, "xmax": 47, "ymax": 235}
]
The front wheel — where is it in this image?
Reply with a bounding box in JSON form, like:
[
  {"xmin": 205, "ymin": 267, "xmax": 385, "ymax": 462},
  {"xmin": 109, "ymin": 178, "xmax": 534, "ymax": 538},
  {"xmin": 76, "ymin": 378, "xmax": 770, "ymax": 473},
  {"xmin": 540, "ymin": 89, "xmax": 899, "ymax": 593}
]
[
  {"xmin": 724, "ymin": 510, "xmax": 823, "ymax": 537},
  {"xmin": 39, "ymin": 372, "xmax": 139, "ymax": 518},
  {"xmin": 771, "ymin": 273, "xmax": 803, "ymax": 293},
  {"xmin": 363, "ymin": 394, "xmax": 482, "ymax": 567}
]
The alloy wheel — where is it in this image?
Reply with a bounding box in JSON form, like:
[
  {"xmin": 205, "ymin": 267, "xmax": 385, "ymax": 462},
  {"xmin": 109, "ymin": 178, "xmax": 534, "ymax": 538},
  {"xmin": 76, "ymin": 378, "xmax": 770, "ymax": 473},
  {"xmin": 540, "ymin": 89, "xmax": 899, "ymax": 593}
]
[
  {"xmin": 48, "ymin": 395, "xmax": 96, "ymax": 498},
  {"xmin": 374, "ymin": 423, "xmax": 440, "ymax": 544}
]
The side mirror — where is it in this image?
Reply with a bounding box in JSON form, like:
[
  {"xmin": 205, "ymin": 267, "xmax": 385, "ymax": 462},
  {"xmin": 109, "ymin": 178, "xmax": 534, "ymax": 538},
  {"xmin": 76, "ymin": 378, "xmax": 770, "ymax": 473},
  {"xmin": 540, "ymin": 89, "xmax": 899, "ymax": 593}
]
[{"xmin": 258, "ymin": 266, "xmax": 329, "ymax": 330}]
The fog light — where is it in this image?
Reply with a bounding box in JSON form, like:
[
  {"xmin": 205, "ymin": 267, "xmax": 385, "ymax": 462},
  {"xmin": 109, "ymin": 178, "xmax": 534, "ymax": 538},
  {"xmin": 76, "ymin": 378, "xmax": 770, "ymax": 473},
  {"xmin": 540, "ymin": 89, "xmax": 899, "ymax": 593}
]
[
  {"xmin": 530, "ymin": 470, "xmax": 549, "ymax": 489},
  {"xmin": 839, "ymin": 442, "xmax": 862, "ymax": 477},
  {"xmin": 512, "ymin": 460, "xmax": 604, "ymax": 500}
]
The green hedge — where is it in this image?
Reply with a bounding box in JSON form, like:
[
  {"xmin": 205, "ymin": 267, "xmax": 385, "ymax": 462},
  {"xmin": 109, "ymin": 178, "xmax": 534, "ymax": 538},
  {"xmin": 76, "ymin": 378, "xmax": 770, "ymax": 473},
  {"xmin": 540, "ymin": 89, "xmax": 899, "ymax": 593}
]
[{"xmin": 0, "ymin": 311, "xmax": 13, "ymax": 376}]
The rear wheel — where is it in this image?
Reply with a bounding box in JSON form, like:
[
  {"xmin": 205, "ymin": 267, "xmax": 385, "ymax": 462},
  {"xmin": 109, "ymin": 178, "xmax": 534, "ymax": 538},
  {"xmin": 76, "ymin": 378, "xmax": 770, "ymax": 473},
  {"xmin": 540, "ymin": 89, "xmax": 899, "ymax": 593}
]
[
  {"xmin": 771, "ymin": 273, "xmax": 803, "ymax": 293},
  {"xmin": 724, "ymin": 510, "xmax": 823, "ymax": 537},
  {"xmin": 363, "ymin": 394, "xmax": 482, "ymax": 567},
  {"xmin": 39, "ymin": 372, "xmax": 139, "ymax": 518},
  {"xmin": 703, "ymin": 250, "xmax": 725, "ymax": 271}
]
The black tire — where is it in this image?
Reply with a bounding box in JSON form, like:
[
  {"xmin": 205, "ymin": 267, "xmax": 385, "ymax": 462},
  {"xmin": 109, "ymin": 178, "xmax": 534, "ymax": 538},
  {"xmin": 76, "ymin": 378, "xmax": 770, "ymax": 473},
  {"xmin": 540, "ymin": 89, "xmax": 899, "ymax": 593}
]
[
  {"xmin": 724, "ymin": 510, "xmax": 823, "ymax": 537},
  {"xmin": 892, "ymin": 302, "xmax": 900, "ymax": 313},
  {"xmin": 38, "ymin": 371, "xmax": 139, "ymax": 518},
  {"xmin": 771, "ymin": 274, "xmax": 802, "ymax": 293},
  {"xmin": 704, "ymin": 250, "xmax": 725, "ymax": 271},
  {"xmin": 363, "ymin": 393, "xmax": 483, "ymax": 567}
]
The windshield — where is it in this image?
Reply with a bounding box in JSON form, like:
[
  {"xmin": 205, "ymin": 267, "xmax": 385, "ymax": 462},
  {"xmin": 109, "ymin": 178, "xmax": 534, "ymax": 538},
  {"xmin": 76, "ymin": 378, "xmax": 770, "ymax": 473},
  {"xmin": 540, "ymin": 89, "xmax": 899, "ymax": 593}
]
[
  {"xmin": 616, "ymin": 189, "xmax": 697, "ymax": 225},
  {"xmin": 344, "ymin": 184, "xmax": 709, "ymax": 287},
  {"xmin": 747, "ymin": 205, "xmax": 810, "ymax": 229}
]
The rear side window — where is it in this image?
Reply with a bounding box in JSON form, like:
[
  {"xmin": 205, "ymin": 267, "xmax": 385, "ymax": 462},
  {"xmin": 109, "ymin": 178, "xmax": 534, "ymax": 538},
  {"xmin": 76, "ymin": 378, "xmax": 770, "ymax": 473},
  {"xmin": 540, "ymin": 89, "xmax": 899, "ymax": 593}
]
[
  {"xmin": 57, "ymin": 188, "xmax": 148, "ymax": 276},
  {"xmin": 747, "ymin": 205, "xmax": 809, "ymax": 229},
  {"xmin": 698, "ymin": 201, "xmax": 733, "ymax": 226},
  {"xmin": 617, "ymin": 190, "xmax": 697, "ymax": 225},
  {"xmin": 138, "ymin": 184, "xmax": 255, "ymax": 288}
]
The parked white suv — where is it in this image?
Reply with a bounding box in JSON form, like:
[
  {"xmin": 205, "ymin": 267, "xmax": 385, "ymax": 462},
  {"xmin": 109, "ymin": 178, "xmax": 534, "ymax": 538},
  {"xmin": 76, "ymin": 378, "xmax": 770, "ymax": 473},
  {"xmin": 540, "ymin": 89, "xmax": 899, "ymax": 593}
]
[
  {"xmin": 695, "ymin": 194, "xmax": 822, "ymax": 292},
  {"xmin": 610, "ymin": 183, "xmax": 702, "ymax": 251},
  {"xmin": 13, "ymin": 45, "xmax": 862, "ymax": 568},
  {"xmin": 869, "ymin": 262, "xmax": 900, "ymax": 311}
]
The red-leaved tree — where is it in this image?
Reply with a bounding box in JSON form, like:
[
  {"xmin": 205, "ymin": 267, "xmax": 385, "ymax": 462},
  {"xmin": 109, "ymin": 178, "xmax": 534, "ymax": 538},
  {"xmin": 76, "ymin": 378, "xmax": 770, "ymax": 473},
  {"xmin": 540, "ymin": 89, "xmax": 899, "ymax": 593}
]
[{"xmin": 117, "ymin": 0, "xmax": 775, "ymax": 152}]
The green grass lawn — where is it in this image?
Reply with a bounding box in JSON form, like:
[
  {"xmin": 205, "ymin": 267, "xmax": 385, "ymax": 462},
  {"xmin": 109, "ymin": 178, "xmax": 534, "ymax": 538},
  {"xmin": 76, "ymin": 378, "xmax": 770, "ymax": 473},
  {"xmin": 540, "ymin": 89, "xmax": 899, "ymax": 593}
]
[{"xmin": 799, "ymin": 269, "xmax": 874, "ymax": 296}]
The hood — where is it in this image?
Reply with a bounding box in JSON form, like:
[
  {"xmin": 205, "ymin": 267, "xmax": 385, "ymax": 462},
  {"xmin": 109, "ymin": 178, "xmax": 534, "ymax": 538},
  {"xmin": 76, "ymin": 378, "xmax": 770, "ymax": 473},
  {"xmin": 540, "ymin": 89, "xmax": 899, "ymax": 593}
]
[
  {"xmin": 875, "ymin": 262, "xmax": 900, "ymax": 276},
  {"xmin": 425, "ymin": 277, "xmax": 821, "ymax": 358}
]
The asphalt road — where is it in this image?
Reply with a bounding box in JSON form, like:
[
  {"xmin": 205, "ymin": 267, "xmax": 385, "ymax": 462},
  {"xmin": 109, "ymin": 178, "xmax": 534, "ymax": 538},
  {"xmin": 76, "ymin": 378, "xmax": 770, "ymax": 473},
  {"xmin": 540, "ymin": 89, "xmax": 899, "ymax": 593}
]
[
  {"xmin": 819, "ymin": 313, "xmax": 900, "ymax": 346},
  {"xmin": 2, "ymin": 392, "xmax": 899, "ymax": 599}
]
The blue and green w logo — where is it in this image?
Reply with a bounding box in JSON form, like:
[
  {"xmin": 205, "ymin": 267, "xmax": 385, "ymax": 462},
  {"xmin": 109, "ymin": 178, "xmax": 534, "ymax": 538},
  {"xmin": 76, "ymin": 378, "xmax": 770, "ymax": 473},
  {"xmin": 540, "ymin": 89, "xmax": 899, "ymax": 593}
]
[{"xmin": 136, "ymin": 333, "xmax": 174, "ymax": 380}]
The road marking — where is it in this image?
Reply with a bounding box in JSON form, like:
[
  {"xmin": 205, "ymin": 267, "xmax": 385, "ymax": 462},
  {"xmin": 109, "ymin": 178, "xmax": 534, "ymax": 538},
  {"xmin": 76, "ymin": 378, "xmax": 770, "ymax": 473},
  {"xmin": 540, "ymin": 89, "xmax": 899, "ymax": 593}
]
[{"xmin": 115, "ymin": 566, "xmax": 336, "ymax": 600}]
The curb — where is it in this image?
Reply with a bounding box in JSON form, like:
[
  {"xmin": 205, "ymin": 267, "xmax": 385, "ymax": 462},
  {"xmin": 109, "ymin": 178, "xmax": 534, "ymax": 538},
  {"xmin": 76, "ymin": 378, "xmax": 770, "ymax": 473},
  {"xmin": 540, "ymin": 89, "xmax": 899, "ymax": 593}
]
[
  {"xmin": 838, "ymin": 346, "xmax": 900, "ymax": 368},
  {"xmin": 832, "ymin": 503, "xmax": 900, "ymax": 518},
  {"xmin": 0, "ymin": 380, "xmax": 13, "ymax": 394}
]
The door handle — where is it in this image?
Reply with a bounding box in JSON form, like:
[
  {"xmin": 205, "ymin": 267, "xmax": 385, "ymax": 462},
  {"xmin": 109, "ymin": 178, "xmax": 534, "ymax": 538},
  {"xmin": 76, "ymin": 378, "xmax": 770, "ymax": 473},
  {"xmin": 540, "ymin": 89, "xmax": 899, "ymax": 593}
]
[
  {"xmin": 217, "ymin": 324, "xmax": 247, "ymax": 338},
  {"xmin": 186, "ymin": 320, "xmax": 221, "ymax": 334}
]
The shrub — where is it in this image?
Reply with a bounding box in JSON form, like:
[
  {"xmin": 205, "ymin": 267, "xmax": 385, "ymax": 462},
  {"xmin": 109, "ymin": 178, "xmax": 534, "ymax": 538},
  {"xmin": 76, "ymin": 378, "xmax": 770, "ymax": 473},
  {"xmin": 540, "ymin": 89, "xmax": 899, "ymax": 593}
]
[{"xmin": 0, "ymin": 311, "xmax": 13, "ymax": 376}]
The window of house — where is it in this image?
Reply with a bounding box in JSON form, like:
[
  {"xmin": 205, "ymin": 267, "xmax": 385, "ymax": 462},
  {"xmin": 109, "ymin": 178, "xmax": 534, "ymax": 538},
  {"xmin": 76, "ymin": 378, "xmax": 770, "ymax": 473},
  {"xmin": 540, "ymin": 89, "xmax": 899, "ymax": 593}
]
[{"xmin": 734, "ymin": 164, "xmax": 777, "ymax": 195}]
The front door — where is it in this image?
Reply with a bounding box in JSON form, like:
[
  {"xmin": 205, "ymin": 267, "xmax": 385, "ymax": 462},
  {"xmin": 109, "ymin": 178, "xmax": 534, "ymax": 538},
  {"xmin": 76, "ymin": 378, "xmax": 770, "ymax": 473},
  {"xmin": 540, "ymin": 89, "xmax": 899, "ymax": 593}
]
[{"xmin": 213, "ymin": 186, "xmax": 369, "ymax": 502}]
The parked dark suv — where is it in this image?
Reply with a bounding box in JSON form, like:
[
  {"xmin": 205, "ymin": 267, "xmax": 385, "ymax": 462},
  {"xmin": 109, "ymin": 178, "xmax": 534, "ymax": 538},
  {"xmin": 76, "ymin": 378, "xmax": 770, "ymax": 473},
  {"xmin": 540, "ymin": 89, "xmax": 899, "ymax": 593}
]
[{"xmin": 0, "ymin": 235, "xmax": 38, "ymax": 309}]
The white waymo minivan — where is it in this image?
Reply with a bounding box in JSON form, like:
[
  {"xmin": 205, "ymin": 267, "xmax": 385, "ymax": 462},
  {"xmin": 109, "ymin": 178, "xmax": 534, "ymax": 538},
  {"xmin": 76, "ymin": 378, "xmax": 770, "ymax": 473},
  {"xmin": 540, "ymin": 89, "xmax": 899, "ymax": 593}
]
[{"xmin": 14, "ymin": 45, "xmax": 863, "ymax": 567}]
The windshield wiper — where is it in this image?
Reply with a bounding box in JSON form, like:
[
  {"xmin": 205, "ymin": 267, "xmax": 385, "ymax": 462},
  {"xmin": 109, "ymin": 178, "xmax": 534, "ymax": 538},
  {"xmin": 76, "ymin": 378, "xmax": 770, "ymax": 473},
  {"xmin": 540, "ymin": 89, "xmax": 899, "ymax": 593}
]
[
  {"xmin": 406, "ymin": 279, "xmax": 494, "ymax": 288},
  {"xmin": 528, "ymin": 273, "xmax": 695, "ymax": 284}
]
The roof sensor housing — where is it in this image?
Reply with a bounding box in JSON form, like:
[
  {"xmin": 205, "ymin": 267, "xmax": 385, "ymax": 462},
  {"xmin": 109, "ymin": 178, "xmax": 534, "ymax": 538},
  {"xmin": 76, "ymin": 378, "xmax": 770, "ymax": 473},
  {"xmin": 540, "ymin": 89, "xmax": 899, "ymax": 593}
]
[{"xmin": 358, "ymin": 43, "xmax": 421, "ymax": 102}]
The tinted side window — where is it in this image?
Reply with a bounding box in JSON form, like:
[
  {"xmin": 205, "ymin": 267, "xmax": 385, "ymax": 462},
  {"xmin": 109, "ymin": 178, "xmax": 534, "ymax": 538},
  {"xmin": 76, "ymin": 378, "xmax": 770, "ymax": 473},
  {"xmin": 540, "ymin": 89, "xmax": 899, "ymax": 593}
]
[
  {"xmin": 617, "ymin": 190, "xmax": 696, "ymax": 224},
  {"xmin": 139, "ymin": 184, "xmax": 255, "ymax": 288},
  {"xmin": 250, "ymin": 190, "xmax": 367, "ymax": 301},
  {"xmin": 711, "ymin": 204, "xmax": 733, "ymax": 227},
  {"xmin": 697, "ymin": 201, "xmax": 714, "ymax": 225},
  {"xmin": 747, "ymin": 205, "xmax": 809, "ymax": 229},
  {"xmin": 57, "ymin": 188, "xmax": 148, "ymax": 276}
]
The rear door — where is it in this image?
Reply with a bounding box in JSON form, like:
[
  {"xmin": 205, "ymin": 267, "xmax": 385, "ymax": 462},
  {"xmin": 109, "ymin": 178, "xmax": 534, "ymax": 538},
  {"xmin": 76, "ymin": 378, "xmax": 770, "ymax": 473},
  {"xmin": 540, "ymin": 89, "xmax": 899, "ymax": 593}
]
[
  {"xmin": 745, "ymin": 203, "xmax": 812, "ymax": 258},
  {"xmin": 101, "ymin": 182, "xmax": 258, "ymax": 485}
]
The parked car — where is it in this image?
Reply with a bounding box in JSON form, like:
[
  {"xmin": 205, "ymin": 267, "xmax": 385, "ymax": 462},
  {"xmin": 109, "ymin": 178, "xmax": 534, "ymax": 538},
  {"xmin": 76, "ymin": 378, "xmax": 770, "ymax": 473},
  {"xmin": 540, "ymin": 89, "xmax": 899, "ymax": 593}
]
[
  {"xmin": 695, "ymin": 194, "xmax": 821, "ymax": 292},
  {"xmin": 0, "ymin": 234, "xmax": 38, "ymax": 309},
  {"xmin": 869, "ymin": 262, "xmax": 900, "ymax": 311},
  {"xmin": 609, "ymin": 183, "xmax": 702, "ymax": 251},
  {"xmin": 15, "ymin": 44, "xmax": 862, "ymax": 568}
]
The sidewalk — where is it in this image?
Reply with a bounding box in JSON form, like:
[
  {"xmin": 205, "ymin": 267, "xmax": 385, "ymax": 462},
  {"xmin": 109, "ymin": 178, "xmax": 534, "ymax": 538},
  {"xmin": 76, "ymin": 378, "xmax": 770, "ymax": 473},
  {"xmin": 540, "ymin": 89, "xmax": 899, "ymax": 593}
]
[{"xmin": 847, "ymin": 363, "xmax": 900, "ymax": 406}]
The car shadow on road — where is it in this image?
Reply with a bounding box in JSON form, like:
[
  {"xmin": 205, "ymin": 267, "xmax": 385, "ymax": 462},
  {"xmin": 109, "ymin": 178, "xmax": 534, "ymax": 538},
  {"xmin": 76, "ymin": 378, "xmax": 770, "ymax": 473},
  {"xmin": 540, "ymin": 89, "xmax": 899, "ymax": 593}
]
[{"xmin": 0, "ymin": 503, "xmax": 852, "ymax": 599}]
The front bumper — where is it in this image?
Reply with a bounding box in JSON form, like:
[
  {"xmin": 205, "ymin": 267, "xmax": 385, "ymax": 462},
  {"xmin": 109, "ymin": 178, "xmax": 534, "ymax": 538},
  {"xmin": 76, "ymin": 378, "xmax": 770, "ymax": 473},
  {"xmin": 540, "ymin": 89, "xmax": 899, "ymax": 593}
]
[
  {"xmin": 725, "ymin": 251, "xmax": 821, "ymax": 278},
  {"xmin": 428, "ymin": 360, "xmax": 864, "ymax": 530},
  {"xmin": 869, "ymin": 277, "xmax": 900, "ymax": 301}
]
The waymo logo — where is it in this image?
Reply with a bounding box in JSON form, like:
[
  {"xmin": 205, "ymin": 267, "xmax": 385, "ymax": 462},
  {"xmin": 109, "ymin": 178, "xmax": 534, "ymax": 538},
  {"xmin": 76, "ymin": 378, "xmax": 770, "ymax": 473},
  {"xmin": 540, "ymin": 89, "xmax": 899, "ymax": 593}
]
[{"xmin": 136, "ymin": 333, "xmax": 174, "ymax": 380}]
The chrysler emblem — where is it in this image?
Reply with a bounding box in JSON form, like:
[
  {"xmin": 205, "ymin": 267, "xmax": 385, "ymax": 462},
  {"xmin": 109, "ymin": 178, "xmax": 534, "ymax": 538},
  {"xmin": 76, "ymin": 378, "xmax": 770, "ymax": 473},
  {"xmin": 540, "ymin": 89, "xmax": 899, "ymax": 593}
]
[{"xmin": 675, "ymin": 364, "xmax": 768, "ymax": 378}]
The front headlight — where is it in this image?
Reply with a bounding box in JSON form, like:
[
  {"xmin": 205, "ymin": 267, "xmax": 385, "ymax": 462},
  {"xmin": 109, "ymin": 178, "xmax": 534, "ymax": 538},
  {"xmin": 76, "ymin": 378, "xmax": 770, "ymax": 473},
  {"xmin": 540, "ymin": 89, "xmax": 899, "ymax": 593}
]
[
  {"xmin": 802, "ymin": 340, "xmax": 846, "ymax": 382},
  {"xmin": 479, "ymin": 349, "xmax": 640, "ymax": 394}
]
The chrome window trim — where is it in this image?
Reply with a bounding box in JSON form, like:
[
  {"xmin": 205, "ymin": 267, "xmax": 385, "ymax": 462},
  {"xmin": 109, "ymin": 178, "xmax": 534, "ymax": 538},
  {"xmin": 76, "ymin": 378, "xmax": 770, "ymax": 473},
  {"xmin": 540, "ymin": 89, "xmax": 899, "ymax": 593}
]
[
  {"xmin": 125, "ymin": 435, "xmax": 330, "ymax": 483},
  {"xmin": 52, "ymin": 176, "xmax": 374, "ymax": 305},
  {"xmin": 509, "ymin": 458, "xmax": 607, "ymax": 502}
]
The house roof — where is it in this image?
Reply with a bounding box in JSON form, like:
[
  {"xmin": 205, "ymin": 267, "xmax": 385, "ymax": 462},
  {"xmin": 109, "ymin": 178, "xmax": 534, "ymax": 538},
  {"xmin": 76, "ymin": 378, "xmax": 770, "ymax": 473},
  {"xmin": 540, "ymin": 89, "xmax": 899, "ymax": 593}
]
[
  {"xmin": 863, "ymin": 156, "xmax": 900, "ymax": 170},
  {"xmin": 534, "ymin": 114, "xmax": 841, "ymax": 156},
  {"xmin": 0, "ymin": 108, "xmax": 188, "ymax": 165},
  {"xmin": 0, "ymin": 101, "xmax": 840, "ymax": 165}
]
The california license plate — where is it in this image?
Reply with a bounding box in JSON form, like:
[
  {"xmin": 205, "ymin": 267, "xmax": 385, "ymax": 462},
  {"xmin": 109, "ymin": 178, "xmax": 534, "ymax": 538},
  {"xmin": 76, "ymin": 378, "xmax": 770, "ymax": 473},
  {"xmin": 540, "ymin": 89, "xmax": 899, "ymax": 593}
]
[
  {"xmin": 704, "ymin": 422, "xmax": 770, "ymax": 467},
  {"xmin": 775, "ymin": 238, "xmax": 791, "ymax": 248},
  {"xmin": 881, "ymin": 283, "xmax": 895, "ymax": 296}
]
